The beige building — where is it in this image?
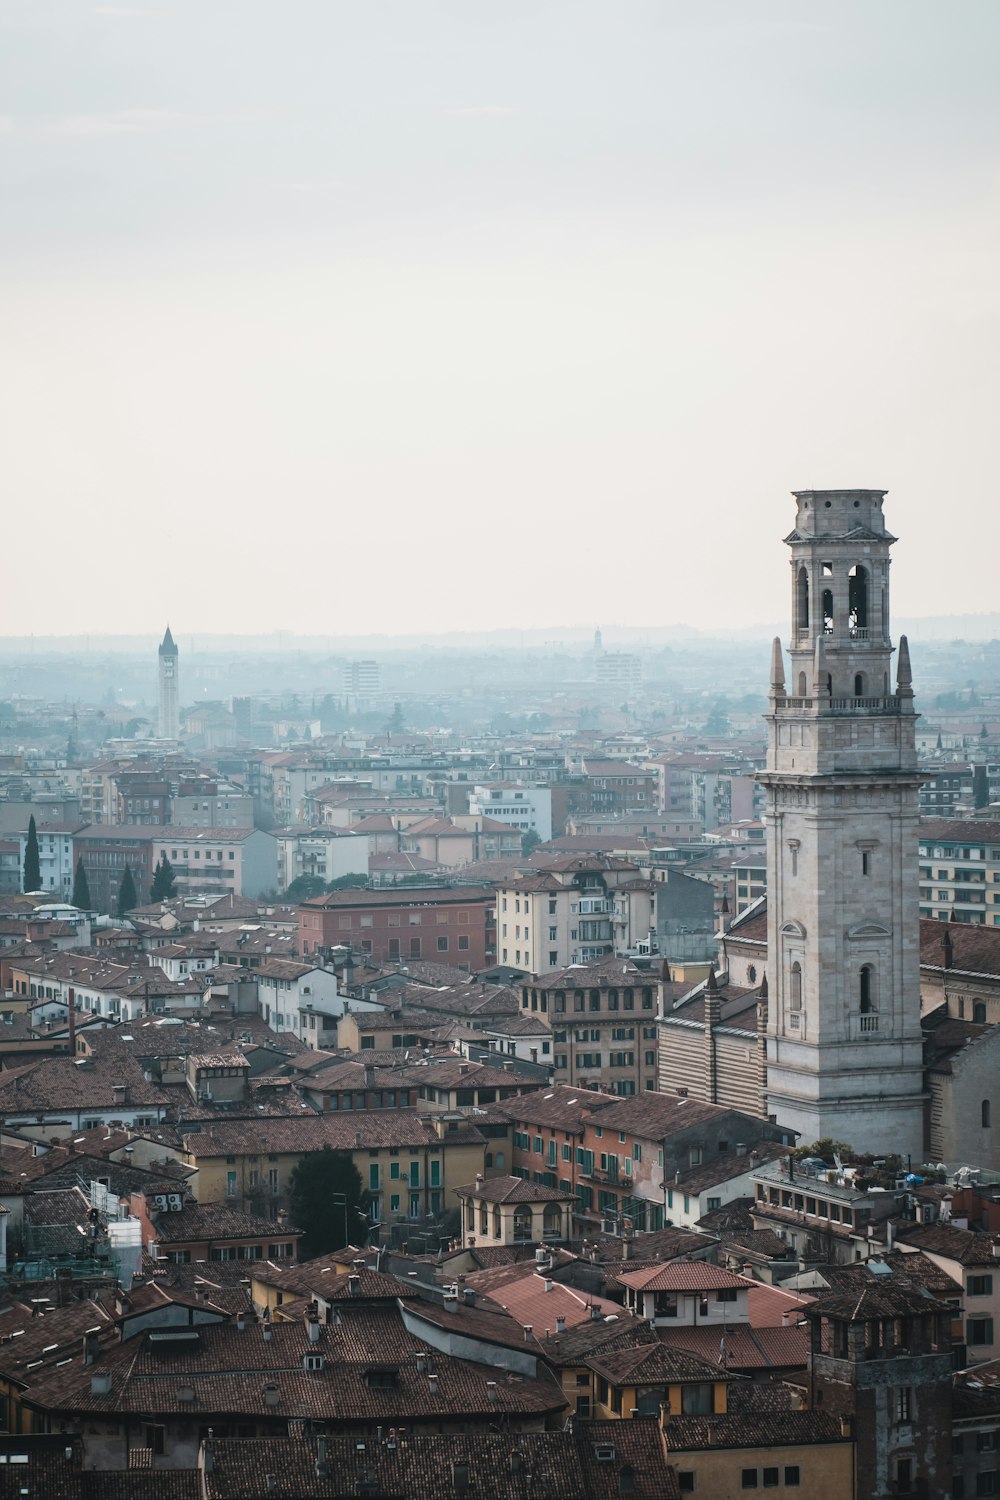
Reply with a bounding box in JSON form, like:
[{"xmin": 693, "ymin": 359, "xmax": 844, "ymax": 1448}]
[
  {"xmin": 497, "ymin": 853, "xmax": 655, "ymax": 972},
  {"xmin": 455, "ymin": 1174, "xmax": 574, "ymax": 1248},
  {"xmin": 918, "ymin": 817, "xmax": 1000, "ymax": 926}
]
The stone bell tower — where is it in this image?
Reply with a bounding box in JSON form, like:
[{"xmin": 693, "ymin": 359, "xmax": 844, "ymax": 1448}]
[
  {"xmin": 158, "ymin": 625, "xmax": 179, "ymax": 740},
  {"xmin": 758, "ymin": 490, "xmax": 925, "ymax": 1158}
]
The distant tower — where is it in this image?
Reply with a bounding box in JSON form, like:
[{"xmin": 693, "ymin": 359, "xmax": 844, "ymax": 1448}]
[
  {"xmin": 158, "ymin": 626, "xmax": 179, "ymax": 739},
  {"xmin": 594, "ymin": 627, "xmax": 603, "ymax": 653},
  {"xmin": 759, "ymin": 490, "xmax": 925, "ymax": 1158}
]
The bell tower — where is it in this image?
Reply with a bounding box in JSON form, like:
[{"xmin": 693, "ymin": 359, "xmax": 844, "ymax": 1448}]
[
  {"xmin": 158, "ymin": 625, "xmax": 179, "ymax": 740},
  {"xmin": 759, "ymin": 490, "xmax": 925, "ymax": 1157}
]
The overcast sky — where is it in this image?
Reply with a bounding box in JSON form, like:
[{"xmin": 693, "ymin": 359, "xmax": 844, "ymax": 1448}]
[{"xmin": 2, "ymin": 1, "xmax": 998, "ymax": 640}]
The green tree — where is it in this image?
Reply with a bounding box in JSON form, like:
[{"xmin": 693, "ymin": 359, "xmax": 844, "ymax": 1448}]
[
  {"xmin": 325, "ymin": 873, "xmax": 369, "ymax": 892},
  {"xmin": 23, "ymin": 816, "xmax": 41, "ymax": 893},
  {"xmin": 150, "ymin": 853, "xmax": 177, "ymax": 902},
  {"xmin": 117, "ymin": 866, "xmax": 138, "ymax": 918},
  {"xmin": 520, "ymin": 829, "xmax": 542, "ymax": 857},
  {"xmin": 284, "ymin": 874, "xmax": 328, "ymax": 902},
  {"xmin": 71, "ymin": 857, "xmax": 91, "ymax": 910},
  {"xmin": 287, "ymin": 1147, "xmax": 367, "ymax": 1257}
]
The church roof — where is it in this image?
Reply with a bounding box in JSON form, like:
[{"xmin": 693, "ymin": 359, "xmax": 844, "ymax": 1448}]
[{"xmin": 159, "ymin": 626, "xmax": 178, "ymax": 656}]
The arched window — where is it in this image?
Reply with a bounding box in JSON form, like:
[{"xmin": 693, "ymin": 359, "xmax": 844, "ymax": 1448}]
[
  {"xmin": 849, "ymin": 564, "xmax": 869, "ymax": 631},
  {"xmin": 822, "ymin": 588, "xmax": 834, "ymax": 635},
  {"xmin": 789, "ymin": 962, "xmax": 802, "ymax": 1011},
  {"xmin": 974, "ymin": 1002, "xmax": 987, "ymax": 1024},
  {"xmin": 859, "ymin": 966, "xmax": 875, "ymax": 1013},
  {"xmin": 797, "ymin": 567, "xmax": 810, "ymax": 632},
  {"xmin": 983, "ymin": 1100, "xmax": 992, "ymax": 1130},
  {"xmin": 798, "ymin": 671, "xmax": 807, "ymax": 697},
  {"xmin": 854, "ymin": 673, "xmax": 865, "ymax": 698}
]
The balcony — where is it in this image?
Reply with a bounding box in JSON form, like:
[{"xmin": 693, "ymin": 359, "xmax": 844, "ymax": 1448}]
[{"xmin": 775, "ymin": 695, "xmax": 901, "ymax": 716}]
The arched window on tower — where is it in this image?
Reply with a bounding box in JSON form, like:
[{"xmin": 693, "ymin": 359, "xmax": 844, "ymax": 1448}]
[
  {"xmin": 797, "ymin": 567, "xmax": 810, "ymax": 633},
  {"xmin": 798, "ymin": 671, "xmax": 807, "ymax": 697},
  {"xmin": 822, "ymin": 589, "xmax": 834, "ymax": 635},
  {"xmin": 789, "ymin": 962, "xmax": 802, "ymax": 1011},
  {"xmin": 859, "ymin": 965, "xmax": 875, "ymax": 1013},
  {"xmin": 849, "ymin": 564, "xmax": 869, "ymax": 634},
  {"xmin": 854, "ymin": 673, "xmax": 865, "ymax": 698},
  {"xmin": 983, "ymin": 1099, "xmax": 991, "ymax": 1130}
]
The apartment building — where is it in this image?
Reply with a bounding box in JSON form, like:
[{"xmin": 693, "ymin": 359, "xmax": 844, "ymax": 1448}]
[
  {"xmin": 18, "ymin": 821, "xmax": 84, "ymax": 898},
  {"xmin": 151, "ymin": 827, "xmax": 277, "ymax": 900},
  {"xmin": 497, "ymin": 854, "xmax": 655, "ymax": 972},
  {"xmin": 298, "ymin": 885, "xmax": 496, "ymax": 970},
  {"xmin": 519, "ymin": 955, "xmax": 659, "ymax": 1096},
  {"xmin": 919, "ymin": 818, "xmax": 1000, "ymax": 925},
  {"xmin": 468, "ymin": 783, "xmax": 553, "ymax": 841},
  {"xmin": 275, "ymin": 826, "xmax": 369, "ymax": 889}
]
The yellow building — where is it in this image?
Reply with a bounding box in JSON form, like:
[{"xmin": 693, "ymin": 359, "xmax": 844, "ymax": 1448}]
[
  {"xmin": 662, "ymin": 1410, "xmax": 853, "ymax": 1499},
  {"xmin": 178, "ymin": 1109, "xmax": 487, "ymax": 1233}
]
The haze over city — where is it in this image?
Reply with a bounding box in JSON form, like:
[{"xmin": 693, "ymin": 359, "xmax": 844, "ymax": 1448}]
[{"xmin": 3, "ymin": 0, "xmax": 999, "ymax": 638}]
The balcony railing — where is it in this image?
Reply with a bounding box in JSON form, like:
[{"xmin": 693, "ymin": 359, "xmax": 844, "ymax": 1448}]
[{"xmin": 775, "ymin": 696, "xmax": 901, "ymax": 716}]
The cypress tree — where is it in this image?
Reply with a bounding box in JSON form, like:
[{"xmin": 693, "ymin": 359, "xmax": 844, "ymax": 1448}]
[
  {"xmin": 23, "ymin": 816, "xmax": 41, "ymax": 893},
  {"xmin": 150, "ymin": 853, "xmax": 177, "ymax": 902},
  {"xmin": 71, "ymin": 857, "xmax": 91, "ymax": 910},
  {"xmin": 117, "ymin": 866, "xmax": 138, "ymax": 918}
]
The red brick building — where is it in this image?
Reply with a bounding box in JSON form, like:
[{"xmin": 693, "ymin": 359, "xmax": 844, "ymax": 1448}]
[{"xmin": 298, "ymin": 885, "xmax": 497, "ymax": 970}]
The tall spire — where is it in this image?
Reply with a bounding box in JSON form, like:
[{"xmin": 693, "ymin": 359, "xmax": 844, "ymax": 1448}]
[
  {"xmin": 896, "ymin": 633, "xmax": 913, "ymax": 710},
  {"xmin": 770, "ymin": 637, "xmax": 786, "ymax": 700},
  {"xmin": 159, "ymin": 625, "xmax": 178, "ymax": 658}
]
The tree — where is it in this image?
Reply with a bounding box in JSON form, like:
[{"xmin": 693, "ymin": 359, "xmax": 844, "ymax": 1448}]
[
  {"xmin": 325, "ymin": 873, "xmax": 369, "ymax": 892},
  {"xmin": 283, "ymin": 874, "xmax": 328, "ymax": 902},
  {"xmin": 117, "ymin": 866, "xmax": 138, "ymax": 918},
  {"xmin": 71, "ymin": 857, "xmax": 91, "ymax": 910},
  {"xmin": 520, "ymin": 829, "xmax": 542, "ymax": 857},
  {"xmin": 150, "ymin": 853, "xmax": 177, "ymax": 902},
  {"xmin": 287, "ymin": 1147, "xmax": 367, "ymax": 1258},
  {"xmin": 23, "ymin": 816, "xmax": 41, "ymax": 893}
]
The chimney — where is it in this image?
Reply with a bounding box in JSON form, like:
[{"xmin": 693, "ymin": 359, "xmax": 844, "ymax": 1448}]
[
  {"xmin": 307, "ymin": 1315, "xmax": 321, "ymax": 1342},
  {"xmin": 486, "ymin": 1380, "xmax": 498, "ymax": 1403},
  {"xmin": 266, "ymin": 1476, "xmax": 277, "ymax": 1494},
  {"xmin": 315, "ymin": 1435, "xmax": 328, "ymax": 1479},
  {"xmin": 523, "ymin": 1325, "xmax": 533, "ymax": 1341},
  {"xmin": 839, "ymin": 1415, "xmax": 853, "ymax": 1438},
  {"xmin": 943, "ymin": 926, "xmax": 953, "ymax": 970},
  {"xmin": 555, "ymin": 1316, "xmax": 566, "ymax": 1334},
  {"xmin": 428, "ymin": 1373, "xmax": 439, "ymax": 1394},
  {"xmin": 544, "ymin": 1279, "xmax": 554, "ymax": 1293}
]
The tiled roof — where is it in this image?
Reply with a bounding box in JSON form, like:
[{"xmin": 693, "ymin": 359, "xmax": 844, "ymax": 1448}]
[
  {"xmin": 611, "ymin": 1263, "xmax": 746, "ymax": 1293},
  {"xmin": 199, "ymin": 1424, "xmax": 679, "ymax": 1500},
  {"xmin": 658, "ymin": 1324, "xmax": 810, "ymax": 1372},
  {"xmin": 919, "ymin": 818, "xmax": 1000, "ymax": 846},
  {"xmin": 588, "ymin": 1342, "xmax": 729, "ymax": 1386},
  {"xmin": 182, "ymin": 1108, "xmax": 478, "ymax": 1157},
  {"xmin": 496, "ymin": 1085, "xmax": 617, "ymax": 1134},
  {"xmin": 920, "ymin": 916, "xmax": 1000, "ymax": 977},
  {"xmin": 454, "ymin": 1174, "xmax": 575, "ymax": 1205},
  {"xmin": 896, "ymin": 1221, "xmax": 1000, "ymax": 1267},
  {"xmin": 152, "ymin": 1203, "xmax": 302, "ymax": 1244},
  {"xmin": 24, "ymin": 1309, "xmax": 568, "ymax": 1424},
  {"xmin": 664, "ymin": 1410, "xmax": 845, "ymax": 1452}
]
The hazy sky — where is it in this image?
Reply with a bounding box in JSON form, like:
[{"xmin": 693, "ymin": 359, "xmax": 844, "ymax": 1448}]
[{"xmin": 2, "ymin": 1, "xmax": 998, "ymax": 639}]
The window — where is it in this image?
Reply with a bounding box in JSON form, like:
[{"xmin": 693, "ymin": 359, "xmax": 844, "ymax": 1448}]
[
  {"xmin": 762, "ymin": 1470, "xmax": 779, "ymax": 1489},
  {"xmin": 861, "ymin": 848, "xmax": 871, "ymax": 876},
  {"xmin": 976, "ymin": 1473, "xmax": 997, "ymax": 1497},
  {"xmin": 677, "ymin": 1475, "xmax": 695, "ymax": 1494},
  {"xmin": 970, "ymin": 1276, "xmax": 994, "ymax": 1297},
  {"xmin": 437, "ymin": 936, "xmax": 448, "ymax": 952},
  {"xmin": 975, "ymin": 1002, "xmax": 988, "ymax": 1023},
  {"xmin": 984, "ymin": 1100, "xmax": 993, "ymax": 1129},
  {"xmin": 978, "ymin": 1432, "xmax": 998, "ymax": 1453},
  {"xmin": 741, "ymin": 1471, "xmax": 759, "ymax": 1489},
  {"xmin": 895, "ymin": 1387, "xmax": 912, "ymax": 1423},
  {"xmin": 789, "ymin": 961, "xmax": 802, "ymax": 1011},
  {"xmin": 859, "ymin": 964, "xmax": 875, "ymax": 1012},
  {"xmin": 783, "ymin": 1470, "xmax": 800, "ymax": 1488},
  {"xmin": 968, "ymin": 1317, "xmax": 995, "ymax": 1346}
]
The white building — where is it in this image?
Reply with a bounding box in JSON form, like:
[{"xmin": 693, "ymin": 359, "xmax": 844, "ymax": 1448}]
[
  {"xmin": 255, "ymin": 957, "xmax": 344, "ymax": 1048},
  {"xmin": 469, "ymin": 784, "xmax": 552, "ymax": 842},
  {"xmin": 275, "ymin": 828, "xmax": 369, "ymax": 891},
  {"xmin": 760, "ymin": 489, "xmax": 925, "ymax": 1158},
  {"xmin": 19, "ymin": 822, "xmax": 78, "ymax": 898}
]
